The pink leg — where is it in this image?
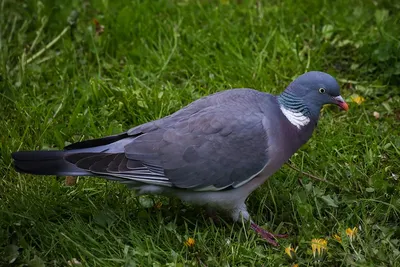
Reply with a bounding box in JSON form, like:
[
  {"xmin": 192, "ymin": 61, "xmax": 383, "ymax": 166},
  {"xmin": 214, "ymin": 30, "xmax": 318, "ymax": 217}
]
[{"xmin": 250, "ymin": 222, "xmax": 288, "ymax": 246}]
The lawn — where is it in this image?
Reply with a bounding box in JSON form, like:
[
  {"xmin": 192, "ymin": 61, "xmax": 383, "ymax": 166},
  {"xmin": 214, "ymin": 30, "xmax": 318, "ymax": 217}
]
[{"xmin": 1, "ymin": 0, "xmax": 400, "ymax": 266}]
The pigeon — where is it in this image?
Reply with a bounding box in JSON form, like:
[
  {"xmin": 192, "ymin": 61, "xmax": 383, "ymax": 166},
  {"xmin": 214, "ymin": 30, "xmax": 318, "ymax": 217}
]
[{"xmin": 12, "ymin": 71, "xmax": 348, "ymax": 246}]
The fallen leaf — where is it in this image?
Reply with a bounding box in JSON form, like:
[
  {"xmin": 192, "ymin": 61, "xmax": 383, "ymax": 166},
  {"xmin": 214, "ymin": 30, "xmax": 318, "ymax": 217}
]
[
  {"xmin": 93, "ymin": 19, "xmax": 105, "ymax": 36},
  {"xmin": 65, "ymin": 176, "xmax": 77, "ymax": 186}
]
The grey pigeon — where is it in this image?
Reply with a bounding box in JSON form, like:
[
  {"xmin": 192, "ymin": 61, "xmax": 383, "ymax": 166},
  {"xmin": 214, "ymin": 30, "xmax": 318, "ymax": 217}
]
[{"xmin": 12, "ymin": 71, "xmax": 348, "ymax": 246}]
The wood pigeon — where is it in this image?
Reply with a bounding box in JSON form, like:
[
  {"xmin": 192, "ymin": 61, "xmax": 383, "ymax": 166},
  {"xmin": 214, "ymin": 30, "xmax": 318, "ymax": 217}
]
[{"xmin": 12, "ymin": 71, "xmax": 349, "ymax": 246}]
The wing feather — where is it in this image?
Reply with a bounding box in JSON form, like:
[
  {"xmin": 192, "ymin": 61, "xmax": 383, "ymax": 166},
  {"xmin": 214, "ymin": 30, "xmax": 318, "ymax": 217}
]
[{"xmin": 63, "ymin": 89, "xmax": 272, "ymax": 191}]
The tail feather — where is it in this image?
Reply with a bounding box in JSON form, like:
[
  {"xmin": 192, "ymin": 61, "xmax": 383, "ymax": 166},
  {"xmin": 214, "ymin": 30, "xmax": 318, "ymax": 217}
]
[{"xmin": 12, "ymin": 150, "xmax": 92, "ymax": 176}]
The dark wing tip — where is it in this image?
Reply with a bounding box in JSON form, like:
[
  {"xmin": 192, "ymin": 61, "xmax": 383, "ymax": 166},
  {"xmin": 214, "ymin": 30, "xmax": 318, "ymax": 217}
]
[{"xmin": 64, "ymin": 132, "xmax": 129, "ymax": 150}]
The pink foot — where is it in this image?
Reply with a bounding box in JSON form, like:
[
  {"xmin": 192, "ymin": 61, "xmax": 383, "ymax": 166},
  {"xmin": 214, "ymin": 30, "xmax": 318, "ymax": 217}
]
[{"xmin": 250, "ymin": 222, "xmax": 288, "ymax": 246}]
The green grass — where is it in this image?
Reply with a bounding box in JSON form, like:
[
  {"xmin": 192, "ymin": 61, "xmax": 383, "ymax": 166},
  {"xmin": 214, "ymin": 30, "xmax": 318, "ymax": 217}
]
[{"xmin": 1, "ymin": 0, "xmax": 400, "ymax": 266}]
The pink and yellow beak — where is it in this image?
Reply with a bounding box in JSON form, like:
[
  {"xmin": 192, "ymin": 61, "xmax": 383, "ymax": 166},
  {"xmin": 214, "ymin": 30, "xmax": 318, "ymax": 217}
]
[{"xmin": 333, "ymin": 95, "xmax": 349, "ymax": 111}]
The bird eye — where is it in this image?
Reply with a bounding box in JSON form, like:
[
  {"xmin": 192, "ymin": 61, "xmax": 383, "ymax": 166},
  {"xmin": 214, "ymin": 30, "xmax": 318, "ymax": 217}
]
[{"xmin": 319, "ymin": 88, "xmax": 326, "ymax": 94}]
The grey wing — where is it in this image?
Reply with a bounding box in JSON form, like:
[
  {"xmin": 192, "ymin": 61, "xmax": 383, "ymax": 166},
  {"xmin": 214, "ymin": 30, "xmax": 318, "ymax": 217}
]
[
  {"xmin": 64, "ymin": 89, "xmax": 271, "ymax": 191},
  {"xmin": 125, "ymin": 106, "xmax": 270, "ymax": 191}
]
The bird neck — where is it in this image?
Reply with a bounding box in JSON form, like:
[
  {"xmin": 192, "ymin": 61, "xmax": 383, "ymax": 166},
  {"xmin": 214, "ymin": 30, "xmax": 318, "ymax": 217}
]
[
  {"xmin": 277, "ymin": 91, "xmax": 310, "ymax": 116},
  {"xmin": 277, "ymin": 90, "xmax": 316, "ymax": 130}
]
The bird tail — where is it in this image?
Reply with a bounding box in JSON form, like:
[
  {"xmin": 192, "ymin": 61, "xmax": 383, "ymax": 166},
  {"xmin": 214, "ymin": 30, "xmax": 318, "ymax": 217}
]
[{"xmin": 12, "ymin": 150, "xmax": 92, "ymax": 176}]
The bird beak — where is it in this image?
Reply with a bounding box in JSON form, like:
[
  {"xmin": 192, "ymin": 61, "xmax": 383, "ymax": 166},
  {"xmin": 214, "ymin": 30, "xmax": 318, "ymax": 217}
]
[{"xmin": 332, "ymin": 95, "xmax": 349, "ymax": 111}]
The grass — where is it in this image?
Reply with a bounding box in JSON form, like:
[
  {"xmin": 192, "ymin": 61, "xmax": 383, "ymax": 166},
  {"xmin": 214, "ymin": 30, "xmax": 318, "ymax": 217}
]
[{"xmin": 1, "ymin": 0, "xmax": 400, "ymax": 265}]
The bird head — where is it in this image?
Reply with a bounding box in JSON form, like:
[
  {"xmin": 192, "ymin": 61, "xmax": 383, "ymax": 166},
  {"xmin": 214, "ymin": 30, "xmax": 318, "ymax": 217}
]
[
  {"xmin": 288, "ymin": 71, "xmax": 348, "ymax": 110},
  {"xmin": 280, "ymin": 71, "xmax": 348, "ymax": 120}
]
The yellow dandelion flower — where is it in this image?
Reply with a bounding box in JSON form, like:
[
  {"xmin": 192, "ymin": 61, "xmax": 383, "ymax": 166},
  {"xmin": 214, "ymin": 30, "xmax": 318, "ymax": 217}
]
[
  {"xmin": 346, "ymin": 227, "xmax": 358, "ymax": 241},
  {"xmin": 350, "ymin": 94, "xmax": 365, "ymax": 105},
  {"xmin": 333, "ymin": 234, "xmax": 342, "ymax": 243},
  {"xmin": 285, "ymin": 244, "xmax": 296, "ymax": 259},
  {"xmin": 311, "ymin": 238, "xmax": 327, "ymax": 257},
  {"xmin": 292, "ymin": 264, "xmax": 299, "ymax": 267},
  {"xmin": 184, "ymin": 237, "xmax": 195, "ymax": 247}
]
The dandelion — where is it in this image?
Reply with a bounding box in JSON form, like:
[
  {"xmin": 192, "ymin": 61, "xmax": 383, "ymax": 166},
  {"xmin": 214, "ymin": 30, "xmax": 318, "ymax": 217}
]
[
  {"xmin": 346, "ymin": 227, "xmax": 358, "ymax": 241},
  {"xmin": 184, "ymin": 237, "xmax": 195, "ymax": 247},
  {"xmin": 350, "ymin": 94, "xmax": 365, "ymax": 105},
  {"xmin": 311, "ymin": 238, "xmax": 327, "ymax": 258},
  {"xmin": 333, "ymin": 234, "xmax": 342, "ymax": 243},
  {"xmin": 285, "ymin": 244, "xmax": 296, "ymax": 259},
  {"xmin": 292, "ymin": 264, "xmax": 299, "ymax": 267}
]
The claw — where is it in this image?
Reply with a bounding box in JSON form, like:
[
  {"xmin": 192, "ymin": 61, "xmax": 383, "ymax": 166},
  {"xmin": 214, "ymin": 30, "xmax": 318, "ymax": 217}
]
[{"xmin": 250, "ymin": 222, "xmax": 288, "ymax": 246}]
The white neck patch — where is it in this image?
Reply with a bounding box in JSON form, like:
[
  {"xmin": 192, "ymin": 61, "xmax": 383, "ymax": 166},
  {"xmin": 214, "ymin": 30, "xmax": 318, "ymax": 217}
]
[{"xmin": 280, "ymin": 105, "xmax": 310, "ymax": 129}]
